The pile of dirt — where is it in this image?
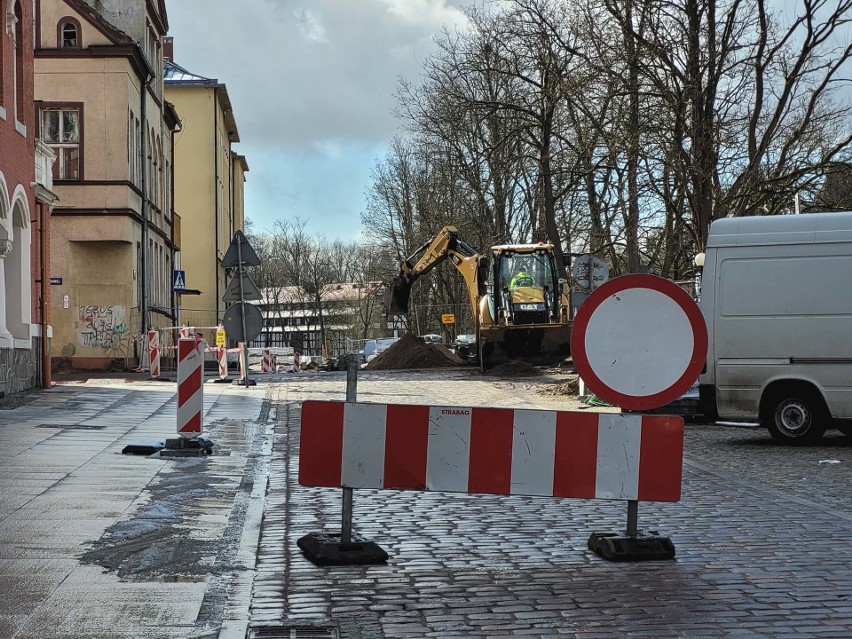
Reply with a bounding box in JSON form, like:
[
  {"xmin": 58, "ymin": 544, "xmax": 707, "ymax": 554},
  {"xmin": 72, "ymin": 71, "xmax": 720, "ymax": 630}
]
[
  {"xmin": 486, "ymin": 360, "xmax": 544, "ymax": 378},
  {"xmin": 366, "ymin": 334, "xmax": 465, "ymax": 370},
  {"xmin": 537, "ymin": 377, "xmax": 580, "ymax": 397}
]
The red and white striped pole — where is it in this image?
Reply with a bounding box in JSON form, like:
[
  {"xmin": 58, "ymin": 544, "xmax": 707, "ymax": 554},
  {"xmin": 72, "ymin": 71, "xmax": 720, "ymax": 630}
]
[
  {"xmin": 177, "ymin": 338, "xmax": 203, "ymax": 438},
  {"xmin": 238, "ymin": 342, "xmax": 246, "ymax": 381},
  {"xmin": 293, "ymin": 351, "xmax": 301, "ymax": 372},
  {"xmin": 148, "ymin": 329, "xmax": 160, "ymax": 379},
  {"xmin": 217, "ymin": 345, "xmax": 228, "ymax": 380},
  {"xmin": 262, "ymin": 348, "xmax": 273, "ymax": 374}
]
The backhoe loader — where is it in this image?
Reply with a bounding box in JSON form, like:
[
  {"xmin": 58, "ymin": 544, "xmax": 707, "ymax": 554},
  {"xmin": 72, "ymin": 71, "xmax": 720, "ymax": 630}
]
[{"xmin": 385, "ymin": 226, "xmax": 572, "ymax": 371}]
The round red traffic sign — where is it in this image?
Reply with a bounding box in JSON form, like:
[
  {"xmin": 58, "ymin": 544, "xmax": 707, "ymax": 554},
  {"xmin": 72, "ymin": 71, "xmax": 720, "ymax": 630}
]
[{"xmin": 571, "ymin": 274, "xmax": 707, "ymax": 411}]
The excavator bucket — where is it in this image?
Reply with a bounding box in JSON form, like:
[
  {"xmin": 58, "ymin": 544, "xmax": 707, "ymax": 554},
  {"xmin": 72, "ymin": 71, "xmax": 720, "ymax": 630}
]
[
  {"xmin": 385, "ymin": 275, "xmax": 413, "ymax": 315},
  {"xmin": 479, "ymin": 323, "xmax": 571, "ymax": 371}
]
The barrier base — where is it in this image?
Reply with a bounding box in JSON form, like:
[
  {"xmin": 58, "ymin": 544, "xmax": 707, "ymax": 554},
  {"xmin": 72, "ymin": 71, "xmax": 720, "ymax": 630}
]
[
  {"xmin": 212, "ymin": 377, "xmax": 233, "ymax": 384},
  {"xmin": 588, "ymin": 531, "xmax": 675, "ymax": 561},
  {"xmin": 148, "ymin": 377, "xmax": 173, "ymax": 383},
  {"xmin": 297, "ymin": 532, "xmax": 388, "ymax": 566},
  {"xmin": 160, "ymin": 436, "xmax": 214, "ymax": 458},
  {"xmin": 121, "ymin": 440, "xmax": 165, "ymax": 455},
  {"xmin": 232, "ymin": 379, "xmax": 257, "ymax": 387}
]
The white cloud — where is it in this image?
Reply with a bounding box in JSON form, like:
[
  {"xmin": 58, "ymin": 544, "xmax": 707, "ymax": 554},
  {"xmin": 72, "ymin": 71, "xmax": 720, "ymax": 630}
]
[
  {"xmin": 167, "ymin": 0, "xmax": 472, "ymax": 154},
  {"xmin": 166, "ymin": 0, "xmax": 477, "ymax": 238},
  {"xmin": 293, "ymin": 8, "xmax": 328, "ymax": 44}
]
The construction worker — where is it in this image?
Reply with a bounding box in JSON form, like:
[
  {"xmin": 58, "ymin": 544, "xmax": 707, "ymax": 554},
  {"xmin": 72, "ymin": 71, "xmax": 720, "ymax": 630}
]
[{"xmin": 510, "ymin": 270, "xmax": 537, "ymax": 289}]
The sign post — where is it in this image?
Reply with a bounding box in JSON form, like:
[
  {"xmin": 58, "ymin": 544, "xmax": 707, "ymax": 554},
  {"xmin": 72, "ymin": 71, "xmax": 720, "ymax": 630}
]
[
  {"xmin": 221, "ymin": 231, "xmax": 262, "ymax": 388},
  {"xmin": 570, "ymin": 273, "xmax": 707, "ymax": 560},
  {"xmin": 571, "ymin": 274, "xmax": 707, "ymax": 411},
  {"xmin": 570, "ymin": 254, "xmax": 609, "ymax": 310}
]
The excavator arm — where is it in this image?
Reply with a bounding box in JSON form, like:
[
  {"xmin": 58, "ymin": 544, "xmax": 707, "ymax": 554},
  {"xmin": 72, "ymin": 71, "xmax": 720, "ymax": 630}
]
[{"xmin": 385, "ymin": 226, "xmax": 482, "ymax": 318}]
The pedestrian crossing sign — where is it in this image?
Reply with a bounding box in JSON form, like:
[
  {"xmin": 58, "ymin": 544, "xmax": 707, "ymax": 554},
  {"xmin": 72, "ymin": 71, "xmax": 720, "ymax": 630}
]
[{"xmin": 173, "ymin": 270, "xmax": 186, "ymax": 291}]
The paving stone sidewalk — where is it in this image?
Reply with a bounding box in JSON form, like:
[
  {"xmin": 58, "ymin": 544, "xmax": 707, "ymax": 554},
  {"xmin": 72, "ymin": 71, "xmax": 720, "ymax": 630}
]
[
  {"xmin": 249, "ymin": 371, "xmax": 852, "ymax": 639},
  {"xmin": 0, "ymin": 379, "xmax": 268, "ymax": 639}
]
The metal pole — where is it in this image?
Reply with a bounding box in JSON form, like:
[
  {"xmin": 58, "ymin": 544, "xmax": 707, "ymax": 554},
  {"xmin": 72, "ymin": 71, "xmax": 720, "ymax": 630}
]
[
  {"xmin": 236, "ymin": 238, "xmax": 250, "ymax": 388},
  {"xmin": 626, "ymin": 500, "xmax": 639, "ymax": 537},
  {"xmin": 341, "ymin": 354, "xmax": 358, "ymax": 543}
]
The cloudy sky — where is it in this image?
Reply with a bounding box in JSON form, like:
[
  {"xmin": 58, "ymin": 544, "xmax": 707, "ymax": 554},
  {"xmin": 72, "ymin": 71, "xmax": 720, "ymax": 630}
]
[{"xmin": 167, "ymin": 0, "xmax": 479, "ymax": 241}]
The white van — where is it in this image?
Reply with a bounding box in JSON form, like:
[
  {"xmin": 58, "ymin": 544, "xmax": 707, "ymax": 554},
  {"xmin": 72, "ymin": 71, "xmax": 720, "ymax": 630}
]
[{"xmin": 698, "ymin": 211, "xmax": 852, "ymax": 444}]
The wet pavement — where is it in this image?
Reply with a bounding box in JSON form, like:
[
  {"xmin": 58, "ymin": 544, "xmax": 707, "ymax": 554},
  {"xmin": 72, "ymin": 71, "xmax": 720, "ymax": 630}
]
[
  {"xmin": 0, "ymin": 368, "xmax": 850, "ymax": 638},
  {"xmin": 0, "ymin": 378, "xmax": 267, "ymax": 638}
]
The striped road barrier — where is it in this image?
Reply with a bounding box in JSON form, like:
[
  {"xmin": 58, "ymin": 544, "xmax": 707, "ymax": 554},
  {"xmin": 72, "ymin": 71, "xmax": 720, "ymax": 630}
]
[
  {"xmin": 299, "ymin": 401, "xmax": 683, "ymax": 562},
  {"xmin": 176, "ymin": 338, "xmax": 203, "ymax": 439},
  {"xmin": 148, "ymin": 329, "xmax": 160, "ymax": 379}
]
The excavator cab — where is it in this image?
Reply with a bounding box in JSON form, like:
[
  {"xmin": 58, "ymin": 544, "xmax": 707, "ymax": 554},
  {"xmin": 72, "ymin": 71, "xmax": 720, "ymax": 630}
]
[{"xmin": 498, "ymin": 251, "xmax": 557, "ymax": 325}]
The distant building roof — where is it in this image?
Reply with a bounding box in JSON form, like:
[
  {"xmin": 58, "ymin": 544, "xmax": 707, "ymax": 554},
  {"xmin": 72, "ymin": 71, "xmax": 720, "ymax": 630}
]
[
  {"xmin": 164, "ymin": 59, "xmax": 240, "ymax": 142},
  {"xmin": 164, "ymin": 59, "xmax": 218, "ymax": 84},
  {"xmin": 259, "ymin": 282, "xmax": 381, "ymax": 306}
]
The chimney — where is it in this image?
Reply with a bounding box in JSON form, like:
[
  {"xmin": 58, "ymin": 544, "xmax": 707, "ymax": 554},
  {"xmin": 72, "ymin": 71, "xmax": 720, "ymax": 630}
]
[{"xmin": 163, "ymin": 36, "xmax": 174, "ymax": 62}]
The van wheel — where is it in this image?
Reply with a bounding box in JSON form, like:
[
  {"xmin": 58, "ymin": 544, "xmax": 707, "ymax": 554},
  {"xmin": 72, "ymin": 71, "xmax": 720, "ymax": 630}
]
[{"xmin": 761, "ymin": 389, "xmax": 826, "ymax": 445}]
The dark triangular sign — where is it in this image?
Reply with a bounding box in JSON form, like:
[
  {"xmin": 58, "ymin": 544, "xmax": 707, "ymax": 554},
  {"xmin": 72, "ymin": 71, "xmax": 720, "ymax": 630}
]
[
  {"xmin": 222, "ymin": 273, "xmax": 262, "ymax": 302},
  {"xmin": 221, "ymin": 231, "xmax": 261, "ymax": 268}
]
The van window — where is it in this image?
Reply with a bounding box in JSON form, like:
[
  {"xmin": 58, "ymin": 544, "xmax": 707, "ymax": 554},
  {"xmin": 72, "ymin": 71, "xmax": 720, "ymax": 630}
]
[{"xmin": 720, "ymin": 256, "xmax": 852, "ymax": 316}]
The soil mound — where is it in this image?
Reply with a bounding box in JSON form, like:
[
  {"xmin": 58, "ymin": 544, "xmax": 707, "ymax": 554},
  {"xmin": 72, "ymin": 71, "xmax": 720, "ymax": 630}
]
[
  {"xmin": 366, "ymin": 334, "xmax": 464, "ymax": 370},
  {"xmin": 537, "ymin": 377, "xmax": 580, "ymax": 397},
  {"xmin": 486, "ymin": 360, "xmax": 544, "ymax": 378}
]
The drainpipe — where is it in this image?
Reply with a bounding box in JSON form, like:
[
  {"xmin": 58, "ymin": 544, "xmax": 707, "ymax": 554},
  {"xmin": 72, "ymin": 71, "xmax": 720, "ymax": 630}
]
[
  {"xmin": 141, "ymin": 71, "xmax": 153, "ymax": 350},
  {"xmin": 228, "ymin": 142, "xmax": 234, "ymax": 237},
  {"xmin": 171, "ymin": 118, "xmax": 180, "ymax": 326},
  {"xmin": 213, "ymin": 87, "xmax": 220, "ymax": 313},
  {"xmin": 39, "ymin": 203, "xmax": 50, "ymax": 388}
]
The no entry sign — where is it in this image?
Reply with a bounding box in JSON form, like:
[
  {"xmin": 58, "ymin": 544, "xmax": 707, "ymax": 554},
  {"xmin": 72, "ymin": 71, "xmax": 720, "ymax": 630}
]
[{"xmin": 571, "ymin": 274, "xmax": 707, "ymax": 411}]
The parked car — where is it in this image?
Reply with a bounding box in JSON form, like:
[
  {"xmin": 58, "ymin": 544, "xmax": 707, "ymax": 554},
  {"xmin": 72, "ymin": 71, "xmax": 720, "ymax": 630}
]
[
  {"xmin": 419, "ymin": 334, "xmax": 442, "ymax": 345},
  {"xmin": 366, "ymin": 337, "xmax": 400, "ymax": 363},
  {"xmin": 332, "ymin": 340, "xmax": 375, "ymax": 370},
  {"xmin": 451, "ymin": 334, "xmax": 477, "ymax": 364}
]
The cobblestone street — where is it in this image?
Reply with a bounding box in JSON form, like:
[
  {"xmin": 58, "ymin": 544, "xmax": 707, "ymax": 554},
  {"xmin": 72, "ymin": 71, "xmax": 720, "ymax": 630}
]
[
  {"xmin": 0, "ymin": 369, "xmax": 849, "ymax": 638},
  {"xmin": 251, "ymin": 369, "xmax": 852, "ymax": 639}
]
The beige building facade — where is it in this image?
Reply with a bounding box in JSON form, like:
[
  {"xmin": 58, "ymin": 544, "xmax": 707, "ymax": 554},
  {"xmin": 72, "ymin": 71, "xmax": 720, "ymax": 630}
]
[
  {"xmin": 164, "ymin": 40, "xmax": 247, "ymax": 326},
  {"xmin": 35, "ymin": 0, "xmax": 178, "ymax": 369}
]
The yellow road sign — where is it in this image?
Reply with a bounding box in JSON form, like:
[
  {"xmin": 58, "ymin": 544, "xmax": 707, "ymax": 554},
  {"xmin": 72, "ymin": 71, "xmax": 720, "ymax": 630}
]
[
  {"xmin": 215, "ymin": 327, "xmax": 226, "ymax": 346},
  {"xmin": 441, "ymin": 313, "xmax": 455, "ymax": 325}
]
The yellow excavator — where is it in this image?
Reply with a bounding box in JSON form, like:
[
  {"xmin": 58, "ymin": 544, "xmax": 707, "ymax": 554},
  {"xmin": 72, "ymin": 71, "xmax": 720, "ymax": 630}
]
[{"xmin": 385, "ymin": 226, "xmax": 572, "ymax": 370}]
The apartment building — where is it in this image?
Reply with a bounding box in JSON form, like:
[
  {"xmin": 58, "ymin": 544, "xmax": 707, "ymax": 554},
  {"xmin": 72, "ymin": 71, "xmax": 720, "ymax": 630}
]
[
  {"xmin": 35, "ymin": 0, "xmax": 179, "ymax": 369},
  {"xmin": 164, "ymin": 38, "xmax": 248, "ymax": 327}
]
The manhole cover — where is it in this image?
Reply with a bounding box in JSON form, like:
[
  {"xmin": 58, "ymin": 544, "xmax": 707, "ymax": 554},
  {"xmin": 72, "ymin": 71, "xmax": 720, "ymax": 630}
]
[{"xmin": 247, "ymin": 628, "xmax": 338, "ymax": 639}]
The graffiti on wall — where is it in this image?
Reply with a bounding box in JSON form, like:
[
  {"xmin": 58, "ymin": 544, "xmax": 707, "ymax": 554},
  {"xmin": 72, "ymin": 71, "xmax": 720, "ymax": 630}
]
[
  {"xmin": 0, "ymin": 344, "xmax": 38, "ymax": 396},
  {"xmin": 78, "ymin": 305, "xmax": 129, "ymax": 352}
]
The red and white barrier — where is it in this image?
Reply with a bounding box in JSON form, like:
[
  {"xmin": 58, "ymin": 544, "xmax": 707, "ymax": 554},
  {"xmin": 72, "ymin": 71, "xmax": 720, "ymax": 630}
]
[
  {"xmin": 177, "ymin": 338, "xmax": 203, "ymax": 438},
  {"xmin": 299, "ymin": 402, "xmax": 683, "ymax": 502},
  {"xmin": 179, "ymin": 326, "xmax": 195, "ymax": 339},
  {"xmin": 217, "ymin": 345, "xmax": 228, "ymax": 379},
  {"xmin": 238, "ymin": 342, "xmax": 246, "ymax": 381},
  {"xmin": 293, "ymin": 352, "xmax": 301, "ymax": 372},
  {"xmin": 262, "ymin": 348, "xmax": 274, "ymax": 374},
  {"xmin": 148, "ymin": 329, "xmax": 160, "ymax": 379}
]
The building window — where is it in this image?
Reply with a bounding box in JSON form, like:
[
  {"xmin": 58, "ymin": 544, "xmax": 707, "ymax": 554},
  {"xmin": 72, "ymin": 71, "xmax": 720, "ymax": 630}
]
[
  {"xmin": 42, "ymin": 107, "xmax": 81, "ymax": 180},
  {"xmin": 58, "ymin": 19, "xmax": 81, "ymax": 49}
]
